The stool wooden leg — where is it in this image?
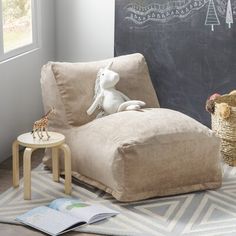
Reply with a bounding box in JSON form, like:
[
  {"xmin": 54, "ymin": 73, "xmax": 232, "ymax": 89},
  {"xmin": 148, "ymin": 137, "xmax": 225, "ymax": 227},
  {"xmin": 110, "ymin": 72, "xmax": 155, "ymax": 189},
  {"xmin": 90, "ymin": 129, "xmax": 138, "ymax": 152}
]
[
  {"xmin": 60, "ymin": 144, "xmax": 72, "ymax": 195},
  {"xmin": 52, "ymin": 147, "xmax": 60, "ymax": 182},
  {"xmin": 12, "ymin": 140, "xmax": 19, "ymax": 187},
  {"xmin": 23, "ymin": 148, "xmax": 34, "ymax": 200}
]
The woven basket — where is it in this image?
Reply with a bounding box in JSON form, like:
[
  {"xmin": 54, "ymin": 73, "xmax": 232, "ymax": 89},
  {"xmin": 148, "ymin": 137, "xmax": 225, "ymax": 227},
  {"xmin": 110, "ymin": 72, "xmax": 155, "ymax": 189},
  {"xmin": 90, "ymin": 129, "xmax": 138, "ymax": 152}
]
[{"xmin": 211, "ymin": 94, "xmax": 236, "ymax": 166}]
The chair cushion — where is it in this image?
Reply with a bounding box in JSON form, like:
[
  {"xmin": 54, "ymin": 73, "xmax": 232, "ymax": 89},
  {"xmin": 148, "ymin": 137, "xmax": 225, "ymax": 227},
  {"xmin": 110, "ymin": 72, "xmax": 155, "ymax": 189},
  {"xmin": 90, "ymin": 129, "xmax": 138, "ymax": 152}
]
[
  {"xmin": 49, "ymin": 53, "xmax": 159, "ymax": 126},
  {"xmin": 43, "ymin": 108, "xmax": 222, "ymax": 202}
]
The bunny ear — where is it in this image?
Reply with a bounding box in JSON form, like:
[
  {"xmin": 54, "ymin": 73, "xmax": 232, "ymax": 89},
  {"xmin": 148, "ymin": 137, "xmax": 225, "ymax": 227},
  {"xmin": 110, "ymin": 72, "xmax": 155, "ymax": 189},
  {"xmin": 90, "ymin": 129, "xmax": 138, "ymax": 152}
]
[{"xmin": 105, "ymin": 61, "xmax": 113, "ymax": 70}]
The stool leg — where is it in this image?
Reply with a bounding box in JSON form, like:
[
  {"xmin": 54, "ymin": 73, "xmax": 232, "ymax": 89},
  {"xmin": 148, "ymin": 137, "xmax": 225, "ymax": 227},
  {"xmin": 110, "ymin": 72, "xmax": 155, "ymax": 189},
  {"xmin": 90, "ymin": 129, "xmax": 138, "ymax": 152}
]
[
  {"xmin": 52, "ymin": 147, "xmax": 60, "ymax": 182},
  {"xmin": 60, "ymin": 144, "xmax": 72, "ymax": 195},
  {"xmin": 23, "ymin": 148, "xmax": 33, "ymax": 200},
  {"xmin": 12, "ymin": 140, "xmax": 19, "ymax": 187}
]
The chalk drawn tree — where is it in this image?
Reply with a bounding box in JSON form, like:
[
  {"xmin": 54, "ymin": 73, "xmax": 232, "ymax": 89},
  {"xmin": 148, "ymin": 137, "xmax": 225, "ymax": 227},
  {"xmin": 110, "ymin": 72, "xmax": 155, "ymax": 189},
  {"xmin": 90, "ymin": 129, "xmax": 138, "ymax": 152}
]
[
  {"xmin": 226, "ymin": 0, "xmax": 233, "ymax": 28},
  {"xmin": 205, "ymin": 0, "xmax": 220, "ymax": 31}
]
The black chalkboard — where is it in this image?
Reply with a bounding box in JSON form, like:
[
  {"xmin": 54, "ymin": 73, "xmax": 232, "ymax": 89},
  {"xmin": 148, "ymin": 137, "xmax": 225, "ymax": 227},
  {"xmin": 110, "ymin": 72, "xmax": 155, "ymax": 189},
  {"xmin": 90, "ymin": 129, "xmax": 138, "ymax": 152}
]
[{"xmin": 115, "ymin": 0, "xmax": 236, "ymax": 127}]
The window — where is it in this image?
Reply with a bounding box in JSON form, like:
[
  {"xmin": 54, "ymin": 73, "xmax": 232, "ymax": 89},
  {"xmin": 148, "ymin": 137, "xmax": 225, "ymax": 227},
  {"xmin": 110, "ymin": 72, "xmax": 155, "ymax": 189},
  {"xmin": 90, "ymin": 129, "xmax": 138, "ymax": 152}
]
[{"xmin": 0, "ymin": 0, "xmax": 38, "ymax": 61}]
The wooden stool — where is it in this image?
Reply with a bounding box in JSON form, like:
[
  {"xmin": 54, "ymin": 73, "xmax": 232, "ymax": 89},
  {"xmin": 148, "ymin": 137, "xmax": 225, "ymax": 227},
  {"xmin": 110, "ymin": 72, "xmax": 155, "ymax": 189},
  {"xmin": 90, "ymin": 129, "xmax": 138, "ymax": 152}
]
[{"xmin": 12, "ymin": 132, "xmax": 72, "ymax": 200}]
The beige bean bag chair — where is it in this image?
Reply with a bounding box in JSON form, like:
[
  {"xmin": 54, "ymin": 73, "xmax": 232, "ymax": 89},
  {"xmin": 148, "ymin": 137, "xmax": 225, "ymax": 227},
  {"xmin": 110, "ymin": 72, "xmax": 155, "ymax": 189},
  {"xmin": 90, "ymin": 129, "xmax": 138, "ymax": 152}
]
[{"xmin": 41, "ymin": 53, "xmax": 222, "ymax": 202}]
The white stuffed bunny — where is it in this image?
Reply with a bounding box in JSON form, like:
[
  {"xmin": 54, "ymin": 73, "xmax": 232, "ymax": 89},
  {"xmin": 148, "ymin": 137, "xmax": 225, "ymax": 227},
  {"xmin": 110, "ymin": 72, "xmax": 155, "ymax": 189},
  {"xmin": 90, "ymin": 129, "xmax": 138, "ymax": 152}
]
[{"xmin": 87, "ymin": 62, "xmax": 146, "ymax": 117}]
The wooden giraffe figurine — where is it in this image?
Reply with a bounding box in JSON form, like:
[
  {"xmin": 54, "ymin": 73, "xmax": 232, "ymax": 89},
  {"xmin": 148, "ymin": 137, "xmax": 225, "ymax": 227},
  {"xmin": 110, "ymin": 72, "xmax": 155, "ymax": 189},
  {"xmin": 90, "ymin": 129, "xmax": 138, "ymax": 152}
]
[{"xmin": 31, "ymin": 107, "xmax": 56, "ymax": 140}]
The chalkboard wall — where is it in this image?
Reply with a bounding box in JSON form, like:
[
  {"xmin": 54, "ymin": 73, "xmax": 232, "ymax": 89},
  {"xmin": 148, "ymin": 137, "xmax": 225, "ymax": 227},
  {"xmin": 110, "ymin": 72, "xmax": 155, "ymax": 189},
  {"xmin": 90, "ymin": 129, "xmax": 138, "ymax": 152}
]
[{"xmin": 115, "ymin": 0, "xmax": 236, "ymax": 127}]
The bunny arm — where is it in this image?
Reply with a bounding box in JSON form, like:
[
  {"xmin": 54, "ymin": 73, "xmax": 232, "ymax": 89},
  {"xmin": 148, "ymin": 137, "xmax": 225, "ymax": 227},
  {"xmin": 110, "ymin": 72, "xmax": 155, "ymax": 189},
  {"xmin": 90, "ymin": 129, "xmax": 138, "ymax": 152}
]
[
  {"xmin": 87, "ymin": 93, "xmax": 104, "ymax": 115},
  {"xmin": 116, "ymin": 90, "xmax": 130, "ymax": 101}
]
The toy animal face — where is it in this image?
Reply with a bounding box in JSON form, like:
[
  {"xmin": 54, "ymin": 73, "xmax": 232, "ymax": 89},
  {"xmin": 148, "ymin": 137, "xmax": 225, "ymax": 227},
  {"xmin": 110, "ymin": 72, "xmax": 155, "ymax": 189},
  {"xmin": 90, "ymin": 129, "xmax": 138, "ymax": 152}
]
[
  {"xmin": 99, "ymin": 68, "xmax": 120, "ymax": 89},
  {"xmin": 51, "ymin": 107, "xmax": 56, "ymax": 115}
]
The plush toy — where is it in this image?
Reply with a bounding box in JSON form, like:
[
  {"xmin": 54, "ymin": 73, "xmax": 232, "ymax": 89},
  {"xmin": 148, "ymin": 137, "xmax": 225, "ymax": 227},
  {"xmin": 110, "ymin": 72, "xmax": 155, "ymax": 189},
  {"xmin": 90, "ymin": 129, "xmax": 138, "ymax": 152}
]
[
  {"xmin": 205, "ymin": 100, "xmax": 215, "ymax": 114},
  {"xmin": 87, "ymin": 62, "xmax": 146, "ymax": 117},
  {"xmin": 205, "ymin": 93, "xmax": 221, "ymax": 114},
  {"xmin": 229, "ymin": 90, "xmax": 236, "ymax": 95},
  {"xmin": 209, "ymin": 93, "xmax": 221, "ymax": 100},
  {"xmin": 217, "ymin": 102, "xmax": 231, "ymax": 119}
]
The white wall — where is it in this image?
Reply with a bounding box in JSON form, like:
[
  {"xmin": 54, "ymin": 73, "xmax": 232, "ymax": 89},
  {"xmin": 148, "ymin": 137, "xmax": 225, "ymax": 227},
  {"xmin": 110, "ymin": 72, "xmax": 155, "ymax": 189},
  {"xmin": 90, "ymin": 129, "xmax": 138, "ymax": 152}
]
[
  {"xmin": 0, "ymin": 0, "xmax": 115, "ymax": 163},
  {"xmin": 55, "ymin": 0, "xmax": 115, "ymax": 62},
  {"xmin": 0, "ymin": 0, "xmax": 56, "ymax": 162}
]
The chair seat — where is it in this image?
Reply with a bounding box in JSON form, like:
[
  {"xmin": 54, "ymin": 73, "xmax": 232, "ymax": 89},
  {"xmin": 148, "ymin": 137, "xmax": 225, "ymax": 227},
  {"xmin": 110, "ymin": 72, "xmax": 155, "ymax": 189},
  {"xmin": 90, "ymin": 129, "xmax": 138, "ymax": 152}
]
[{"xmin": 44, "ymin": 108, "xmax": 222, "ymax": 202}]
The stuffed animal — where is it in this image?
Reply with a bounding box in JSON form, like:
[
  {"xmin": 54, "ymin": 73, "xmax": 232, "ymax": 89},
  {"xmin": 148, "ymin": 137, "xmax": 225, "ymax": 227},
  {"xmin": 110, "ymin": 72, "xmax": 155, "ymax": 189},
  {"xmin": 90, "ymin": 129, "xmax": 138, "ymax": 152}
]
[
  {"xmin": 87, "ymin": 62, "xmax": 146, "ymax": 117},
  {"xmin": 205, "ymin": 93, "xmax": 221, "ymax": 114},
  {"xmin": 217, "ymin": 102, "xmax": 231, "ymax": 119},
  {"xmin": 209, "ymin": 93, "xmax": 221, "ymax": 100},
  {"xmin": 205, "ymin": 91, "xmax": 235, "ymax": 119},
  {"xmin": 217, "ymin": 90, "xmax": 235, "ymax": 119},
  {"xmin": 229, "ymin": 90, "xmax": 236, "ymax": 95},
  {"xmin": 205, "ymin": 99, "xmax": 215, "ymax": 114}
]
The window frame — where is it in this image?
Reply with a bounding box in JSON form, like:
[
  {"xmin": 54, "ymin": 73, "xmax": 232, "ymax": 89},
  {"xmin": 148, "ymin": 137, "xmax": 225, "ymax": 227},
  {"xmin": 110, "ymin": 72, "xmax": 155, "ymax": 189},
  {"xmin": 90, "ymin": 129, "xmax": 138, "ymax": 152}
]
[{"xmin": 0, "ymin": 0, "xmax": 39, "ymax": 62}]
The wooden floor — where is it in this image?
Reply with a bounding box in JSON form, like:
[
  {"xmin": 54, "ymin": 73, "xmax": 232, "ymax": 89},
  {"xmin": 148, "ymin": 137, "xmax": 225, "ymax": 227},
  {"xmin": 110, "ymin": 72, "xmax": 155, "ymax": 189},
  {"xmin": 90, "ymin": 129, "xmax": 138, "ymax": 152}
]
[{"xmin": 0, "ymin": 149, "xmax": 99, "ymax": 236}]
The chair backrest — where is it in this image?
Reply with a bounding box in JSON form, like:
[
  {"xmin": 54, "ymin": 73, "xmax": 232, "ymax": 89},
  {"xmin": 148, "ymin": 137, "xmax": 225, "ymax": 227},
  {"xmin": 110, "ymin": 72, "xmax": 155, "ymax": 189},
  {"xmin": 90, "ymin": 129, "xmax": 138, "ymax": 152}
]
[{"xmin": 40, "ymin": 53, "xmax": 159, "ymax": 128}]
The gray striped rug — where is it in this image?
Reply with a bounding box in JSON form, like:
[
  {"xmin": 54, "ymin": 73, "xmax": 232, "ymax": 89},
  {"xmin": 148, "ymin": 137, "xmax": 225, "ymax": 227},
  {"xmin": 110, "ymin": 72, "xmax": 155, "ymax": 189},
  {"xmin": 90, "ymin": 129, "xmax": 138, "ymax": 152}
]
[{"xmin": 0, "ymin": 164, "xmax": 236, "ymax": 236}]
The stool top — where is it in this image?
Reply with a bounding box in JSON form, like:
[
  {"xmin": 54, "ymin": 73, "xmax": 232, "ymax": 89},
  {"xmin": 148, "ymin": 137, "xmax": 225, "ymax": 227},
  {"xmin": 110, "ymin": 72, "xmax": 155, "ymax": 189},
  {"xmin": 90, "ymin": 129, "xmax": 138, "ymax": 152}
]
[{"xmin": 17, "ymin": 132, "xmax": 65, "ymax": 148}]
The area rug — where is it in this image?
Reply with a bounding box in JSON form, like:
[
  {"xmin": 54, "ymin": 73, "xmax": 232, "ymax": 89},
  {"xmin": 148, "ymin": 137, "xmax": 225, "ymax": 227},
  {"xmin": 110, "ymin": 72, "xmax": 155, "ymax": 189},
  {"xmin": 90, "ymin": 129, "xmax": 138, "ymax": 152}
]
[{"xmin": 0, "ymin": 164, "xmax": 236, "ymax": 236}]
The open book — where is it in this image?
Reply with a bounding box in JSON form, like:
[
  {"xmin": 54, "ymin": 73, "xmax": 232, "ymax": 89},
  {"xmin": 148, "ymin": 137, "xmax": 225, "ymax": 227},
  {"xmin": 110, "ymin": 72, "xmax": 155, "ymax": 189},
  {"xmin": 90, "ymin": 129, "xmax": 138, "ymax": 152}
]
[{"xmin": 16, "ymin": 198, "xmax": 119, "ymax": 236}]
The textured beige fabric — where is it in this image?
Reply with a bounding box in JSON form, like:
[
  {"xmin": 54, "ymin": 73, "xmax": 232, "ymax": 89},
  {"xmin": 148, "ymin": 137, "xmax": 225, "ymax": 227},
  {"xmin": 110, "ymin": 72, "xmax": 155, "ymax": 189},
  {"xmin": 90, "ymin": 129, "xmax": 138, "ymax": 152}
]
[
  {"xmin": 49, "ymin": 53, "xmax": 159, "ymax": 126},
  {"xmin": 49, "ymin": 54, "xmax": 159, "ymax": 126},
  {"xmin": 40, "ymin": 63, "xmax": 70, "ymax": 129},
  {"xmin": 43, "ymin": 108, "xmax": 222, "ymax": 202},
  {"xmin": 41, "ymin": 54, "xmax": 222, "ymax": 202}
]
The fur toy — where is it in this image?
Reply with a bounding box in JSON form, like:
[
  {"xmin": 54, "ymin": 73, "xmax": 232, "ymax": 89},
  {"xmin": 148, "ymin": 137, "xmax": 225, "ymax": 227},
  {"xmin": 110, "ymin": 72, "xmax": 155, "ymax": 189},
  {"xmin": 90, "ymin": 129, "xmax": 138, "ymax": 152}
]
[
  {"xmin": 209, "ymin": 93, "xmax": 221, "ymax": 100},
  {"xmin": 217, "ymin": 102, "xmax": 231, "ymax": 119},
  {"xmin": 229, "ymin": 90, "xmax": 236, "ymax": 95},
  {"xmin": 205, "ymin": 93, "xmax": 221, "ymax": 114},
  {"xmin": 87, "ymin": 62, "xmax": 146, "ymax": 117},
  {"xmin": 205, "ymin": 100, "xmax": 215, "ymax": 114}
]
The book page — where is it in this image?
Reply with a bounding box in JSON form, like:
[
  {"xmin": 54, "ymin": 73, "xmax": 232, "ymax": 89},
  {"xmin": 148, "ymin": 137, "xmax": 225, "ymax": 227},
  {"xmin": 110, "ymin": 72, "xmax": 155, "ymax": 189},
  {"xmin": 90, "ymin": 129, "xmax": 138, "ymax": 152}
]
[
  {"xmin": 16, "ymin": 206, "xmax": 84, "ymax": 236},
  {"xmin": 49, "ymin": 198, "xmax": 119, "ymax": 224}
]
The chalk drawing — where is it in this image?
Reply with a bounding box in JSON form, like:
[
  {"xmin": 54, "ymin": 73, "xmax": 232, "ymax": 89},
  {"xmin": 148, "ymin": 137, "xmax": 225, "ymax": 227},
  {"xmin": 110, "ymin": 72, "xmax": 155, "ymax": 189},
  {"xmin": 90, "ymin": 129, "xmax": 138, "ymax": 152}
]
[
  {"xmin": 226, "ymin": 0, "xmax": 234, "ymax": 28},
  {"xmin": 125, "ymin": 0, "xmax": 208, "ymax": 24},
  {"xmin": 124, "ymin": 0, "xmax": 236, "ymax": 30},
  {"xmin": 205, "ymin": 0, "xmax": 220, "ymax": 31}
]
